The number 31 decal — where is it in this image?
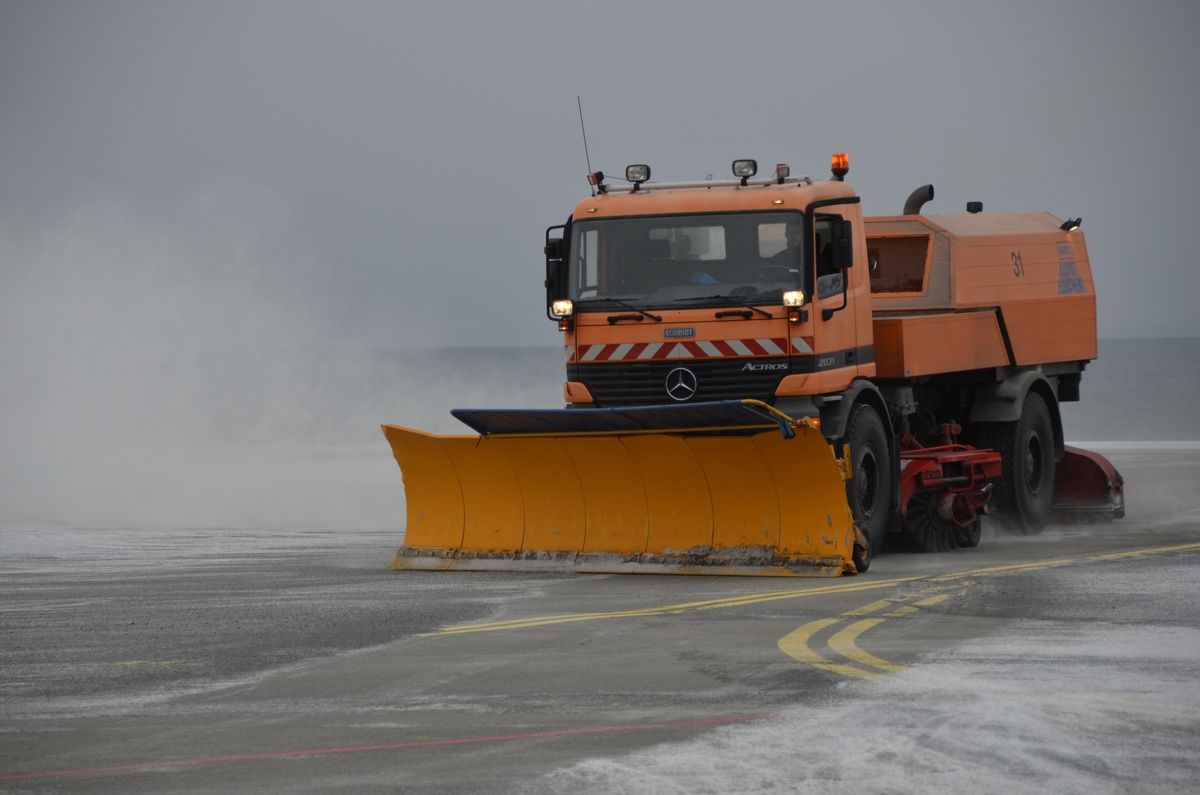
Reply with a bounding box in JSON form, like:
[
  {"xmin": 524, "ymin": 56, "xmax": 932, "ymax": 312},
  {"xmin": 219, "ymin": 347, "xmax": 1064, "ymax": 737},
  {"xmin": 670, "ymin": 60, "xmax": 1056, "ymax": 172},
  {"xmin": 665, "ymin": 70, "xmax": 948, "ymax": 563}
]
[{"xmin": 1011, "ymin": 251, "xmax": 1025, "ymax": 277}]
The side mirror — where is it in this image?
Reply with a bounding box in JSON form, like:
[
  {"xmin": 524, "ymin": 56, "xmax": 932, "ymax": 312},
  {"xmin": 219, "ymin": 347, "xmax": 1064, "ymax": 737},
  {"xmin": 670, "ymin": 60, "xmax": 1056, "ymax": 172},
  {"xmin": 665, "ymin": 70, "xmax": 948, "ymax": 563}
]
[
  {"xmin": 545, "ymin": 224, "xmax": 569, "ymax": 320},
  {"xmin": 831, "ymin": 220, "xmax": 854, "ymax": 270}
]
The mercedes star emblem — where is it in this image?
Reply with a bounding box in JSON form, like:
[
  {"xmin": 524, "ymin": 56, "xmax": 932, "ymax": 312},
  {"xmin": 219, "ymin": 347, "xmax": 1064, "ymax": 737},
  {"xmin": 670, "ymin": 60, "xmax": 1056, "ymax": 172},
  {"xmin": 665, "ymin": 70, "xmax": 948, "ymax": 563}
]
[{"xmin": 665, "ymin": 367, "xmax": 698, "ymax": 401}]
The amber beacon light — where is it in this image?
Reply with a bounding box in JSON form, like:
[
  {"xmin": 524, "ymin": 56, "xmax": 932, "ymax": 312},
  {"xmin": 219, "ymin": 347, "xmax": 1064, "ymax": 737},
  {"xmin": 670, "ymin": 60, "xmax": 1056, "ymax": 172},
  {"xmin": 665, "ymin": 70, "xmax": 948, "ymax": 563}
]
[{"xmin": 831, "ymin": 153, "xmax": 849, "ymax": 181}]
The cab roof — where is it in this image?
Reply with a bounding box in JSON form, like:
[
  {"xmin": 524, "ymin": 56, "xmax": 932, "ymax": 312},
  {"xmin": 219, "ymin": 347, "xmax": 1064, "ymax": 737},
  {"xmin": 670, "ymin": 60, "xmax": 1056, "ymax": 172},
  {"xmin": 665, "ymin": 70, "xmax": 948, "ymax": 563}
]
[{"xmin": 572, "ymin": 179, "xmax": 857, "ymax": 221}]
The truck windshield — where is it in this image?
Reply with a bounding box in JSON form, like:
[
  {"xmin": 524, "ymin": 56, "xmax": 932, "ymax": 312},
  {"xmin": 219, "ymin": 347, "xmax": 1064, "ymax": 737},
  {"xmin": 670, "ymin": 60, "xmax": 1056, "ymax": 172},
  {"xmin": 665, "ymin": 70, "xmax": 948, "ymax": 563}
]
[{"xmin": 568, "ymin": 212, "xmax": 808, "ymax": 309}]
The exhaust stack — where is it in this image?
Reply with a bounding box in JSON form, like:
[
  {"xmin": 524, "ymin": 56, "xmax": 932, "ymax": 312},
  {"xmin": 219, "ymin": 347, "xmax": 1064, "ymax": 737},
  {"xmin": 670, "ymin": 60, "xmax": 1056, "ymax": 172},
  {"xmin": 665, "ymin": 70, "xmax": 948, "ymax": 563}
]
[{"xmin": 903, "ymin": 184, "xmax": 935, "ymax": 215}]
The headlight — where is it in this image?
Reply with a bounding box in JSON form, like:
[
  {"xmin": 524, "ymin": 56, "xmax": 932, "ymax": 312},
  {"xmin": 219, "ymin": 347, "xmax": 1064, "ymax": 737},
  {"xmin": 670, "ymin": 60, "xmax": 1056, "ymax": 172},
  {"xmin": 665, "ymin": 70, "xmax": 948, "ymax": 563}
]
[
  {"xmin": 552, "ymin": 299, "xmax": 574, "ymax": 317},
  {"xmin": 732, "ymin": 159, "xmax": 758, "ymax": 178},
  {"xmin": 625, "ymin": 164, "xmax": 650, "ymax": 183},
  {"xmin": 783, "ymin": 290, "xmax": 806, "ymax": 307}
]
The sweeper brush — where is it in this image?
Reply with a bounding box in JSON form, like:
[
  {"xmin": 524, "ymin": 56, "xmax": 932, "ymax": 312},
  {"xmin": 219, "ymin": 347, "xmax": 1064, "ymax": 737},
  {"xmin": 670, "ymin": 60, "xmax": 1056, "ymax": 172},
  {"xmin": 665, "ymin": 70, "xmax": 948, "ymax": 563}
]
[{"xmin": 383, "ymin": 401, "xmax": 867, "ymax": 576}]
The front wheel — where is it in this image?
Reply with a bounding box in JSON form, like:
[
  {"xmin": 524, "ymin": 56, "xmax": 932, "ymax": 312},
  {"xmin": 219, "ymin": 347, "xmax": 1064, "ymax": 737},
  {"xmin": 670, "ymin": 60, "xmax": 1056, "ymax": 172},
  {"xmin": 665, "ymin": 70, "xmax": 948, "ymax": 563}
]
[
  {"xmin": 842, "ymin": 404, "xmax": 892, "ymax": 559},
  {"xmin": 851, "ymin": 535, "xmax": 871, "ymax": 573}
]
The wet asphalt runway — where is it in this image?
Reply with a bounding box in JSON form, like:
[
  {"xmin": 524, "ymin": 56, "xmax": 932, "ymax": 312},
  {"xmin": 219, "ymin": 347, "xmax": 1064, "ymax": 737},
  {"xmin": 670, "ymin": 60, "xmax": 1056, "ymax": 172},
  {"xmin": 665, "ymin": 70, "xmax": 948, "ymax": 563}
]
[{"xmin": 1, "ymin": 448, "xmax": 1198, "ymax": 793}]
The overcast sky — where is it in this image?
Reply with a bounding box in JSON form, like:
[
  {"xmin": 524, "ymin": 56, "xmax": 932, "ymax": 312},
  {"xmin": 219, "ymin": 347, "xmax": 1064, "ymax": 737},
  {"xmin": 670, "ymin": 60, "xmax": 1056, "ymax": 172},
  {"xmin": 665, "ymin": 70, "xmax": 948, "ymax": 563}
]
[{"xmin": 2, "ymin": 0, "xmax": 1198, "ymax": 346}]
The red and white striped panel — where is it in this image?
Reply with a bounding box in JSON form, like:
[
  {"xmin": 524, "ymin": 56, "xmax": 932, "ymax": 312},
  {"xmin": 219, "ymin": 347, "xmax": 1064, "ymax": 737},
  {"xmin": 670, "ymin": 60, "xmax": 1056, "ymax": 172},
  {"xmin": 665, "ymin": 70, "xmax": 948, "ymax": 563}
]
[
  {"xmin": 792, "ymin": 336, "xmax": 813, "ymax": 353},
  {"xmin": 571, "ymin": 338, "xmax": 790, "ymax": 362}
]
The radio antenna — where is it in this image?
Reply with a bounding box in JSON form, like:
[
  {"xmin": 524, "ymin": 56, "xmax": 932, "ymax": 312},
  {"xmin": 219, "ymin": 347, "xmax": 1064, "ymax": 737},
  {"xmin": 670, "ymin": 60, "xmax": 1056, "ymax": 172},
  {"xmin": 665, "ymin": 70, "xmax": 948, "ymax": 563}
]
[{"xmin": 577, "ymin": 96, "xmax": 594, "ymax": 192}]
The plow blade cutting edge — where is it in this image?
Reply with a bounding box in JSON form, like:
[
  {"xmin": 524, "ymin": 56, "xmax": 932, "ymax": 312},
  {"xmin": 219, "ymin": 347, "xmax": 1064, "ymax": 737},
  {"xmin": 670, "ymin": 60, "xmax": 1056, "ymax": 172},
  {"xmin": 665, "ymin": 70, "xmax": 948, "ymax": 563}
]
[{"xmin": 382, "ymin": 401, "xmax": 860, "ymax": 576}]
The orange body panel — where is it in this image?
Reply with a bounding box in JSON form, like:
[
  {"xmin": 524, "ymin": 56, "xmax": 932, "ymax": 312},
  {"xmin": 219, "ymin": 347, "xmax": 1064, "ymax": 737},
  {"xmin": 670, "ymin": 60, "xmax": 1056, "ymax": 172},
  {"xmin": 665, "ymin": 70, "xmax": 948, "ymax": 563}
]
[
  {"xmin": 775, "ymin": 373, "xmax": 811, "ymax": 395},
  {"xmin": 811, "ymin": 368, "xmax": 859, "ymax": 394},
  {"xmin": 873, "ymin": 310, "xmax": 1010, "ymax": 379},
  {"xmin": 866, "ymin": 212, "xmax": 1097, "ymax": 372},
  {"xmin": 1001, "ymin": 297, "xmax": 1098, "ymax": 365},
  {"xmin": 564, "ymin": 381, "xmax": 593, "ymax": 403}
]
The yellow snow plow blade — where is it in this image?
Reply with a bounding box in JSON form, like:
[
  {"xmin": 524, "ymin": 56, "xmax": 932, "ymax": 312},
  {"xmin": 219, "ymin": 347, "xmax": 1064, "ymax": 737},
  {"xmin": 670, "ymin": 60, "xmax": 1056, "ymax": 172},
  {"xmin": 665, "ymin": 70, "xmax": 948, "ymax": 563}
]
[{"xmin": 382, "ymin": 400, "xmax": 859, "ymax": 576}]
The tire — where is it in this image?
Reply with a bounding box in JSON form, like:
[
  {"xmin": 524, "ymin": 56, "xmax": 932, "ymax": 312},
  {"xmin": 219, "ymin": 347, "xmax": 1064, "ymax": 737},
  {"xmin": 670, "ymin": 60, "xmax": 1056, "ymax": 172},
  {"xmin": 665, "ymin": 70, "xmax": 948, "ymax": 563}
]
[
  {"xmin": 955, "ymin": 517, "xmax": 982, "ymax": 548},
  {"xmin": 851, "ymin": 535, "xmax": 871, "ymax": 573},
  {"xmin": 842, "ymin": 404, "xmax": 892, "ymax": 559},
  {"xmin": 978, "ymin": 391, "xmax": 1056, "ymax": 534}
]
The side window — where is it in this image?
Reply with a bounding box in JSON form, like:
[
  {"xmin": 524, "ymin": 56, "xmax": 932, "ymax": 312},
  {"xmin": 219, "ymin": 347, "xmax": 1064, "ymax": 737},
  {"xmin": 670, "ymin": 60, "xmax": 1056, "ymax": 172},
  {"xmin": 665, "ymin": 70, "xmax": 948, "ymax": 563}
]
[
  {"xmin": 867, "ymin": 235, "xmax": 930, "ymax": 293},
  {"xmin": 814, "ymin": 216, "xmax": 844, "ymax": 300},
  {"xmin": 577, "ymin": 229, "xmax": 599, "ymax": 298}
]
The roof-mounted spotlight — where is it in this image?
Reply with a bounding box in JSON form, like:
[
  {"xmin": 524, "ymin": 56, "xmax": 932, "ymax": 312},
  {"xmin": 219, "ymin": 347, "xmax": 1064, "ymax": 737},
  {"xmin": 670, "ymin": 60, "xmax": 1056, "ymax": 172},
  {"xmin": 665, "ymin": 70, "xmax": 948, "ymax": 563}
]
[
  {"xmin": 1060, "ymin": 217, "xmax": 1082, "ymax": 232},
  {"xmin": 830, "ymin": 152, "xmax": 849, "ymax": 181},
  {"xmin": 586, "ymin": 171, "xmax": 606, "ymax": 194},
  {"xmin": 774, "ymin": 163, "xmax": 790, "ymax": 184},
  {"xmin": 967, "ymin": 201, "xmax": 983, "ymax": 214},
  {"xmin": 626, "ymin": 164, "xmax": 650, "ymax": 191},
  {"xmin": 732, "ymin": 159, "xmax": 757, "ymax": 186}
]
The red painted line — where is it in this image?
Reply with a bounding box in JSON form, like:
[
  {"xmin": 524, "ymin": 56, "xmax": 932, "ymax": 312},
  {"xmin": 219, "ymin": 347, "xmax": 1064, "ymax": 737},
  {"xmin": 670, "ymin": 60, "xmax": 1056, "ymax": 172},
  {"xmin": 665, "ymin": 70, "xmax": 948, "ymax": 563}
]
[{"xmin": 0, "ymin": 713, "xmax": 777, "ymax": 781}]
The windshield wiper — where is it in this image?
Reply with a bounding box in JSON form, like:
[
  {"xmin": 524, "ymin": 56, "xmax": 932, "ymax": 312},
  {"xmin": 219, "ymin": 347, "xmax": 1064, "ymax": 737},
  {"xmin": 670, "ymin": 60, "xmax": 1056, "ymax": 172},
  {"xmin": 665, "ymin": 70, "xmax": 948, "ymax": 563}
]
[
  {"xmin": 581, "ymin": 298, "xmax": 662, "ymax": 322},
  {"xmin": 678, "ymin": 294, "xmax": 773, "ymax": 319}
]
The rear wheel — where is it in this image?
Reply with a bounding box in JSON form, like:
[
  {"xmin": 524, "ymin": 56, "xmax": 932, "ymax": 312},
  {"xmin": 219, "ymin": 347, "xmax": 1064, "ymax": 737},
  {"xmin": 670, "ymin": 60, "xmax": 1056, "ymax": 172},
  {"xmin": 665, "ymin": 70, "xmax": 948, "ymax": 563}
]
[
  {"xmin": 978, "ymin": 391, "xmax": 1056, "ymax": 534},
  {"xmin": 842, "ymin": 404, "xmax": 892, "ymax": 559}
]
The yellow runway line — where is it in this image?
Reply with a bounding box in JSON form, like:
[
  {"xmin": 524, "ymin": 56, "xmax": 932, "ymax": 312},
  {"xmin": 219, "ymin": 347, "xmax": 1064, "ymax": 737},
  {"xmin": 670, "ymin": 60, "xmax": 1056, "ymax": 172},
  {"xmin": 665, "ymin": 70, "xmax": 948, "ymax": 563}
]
[
  {"xmin": 827, "ymin": 618, "xmax": 908, "ymax": 673},
  {"xmin": 930, "ymin": 559, "xmax": 1075, "ymax": 580},
  {"xmin": 426, "ymin": 576, "xmax": 924, "ymax": 636},
  {"xmin": 1088, "ymin": 541, "xmax": 1200, "ymax": 560},
  {"xmin": 114, "ymin": 660, "xmax": 191, "ymax": 666},
  {"xmin": 782, "ymin": 579, "xmax": 958, "ymax": 678},
  {"xmin": 422, "ymin": 540, "xmax": 1200, "ymax": 638},
  {"xmin": 778, "ymin": 618, "xmax": 884, "ymax": 680},
  {"xmin": 842, "ymin": 599, "xmax": 894, "ymax": 617},
  {"xmin": 689, "ymin": 576, "xmax": 925, "ymax": 611},
  {"xmin": 882, "ymin": 606, "xmax": 919, "ymax": 618}
]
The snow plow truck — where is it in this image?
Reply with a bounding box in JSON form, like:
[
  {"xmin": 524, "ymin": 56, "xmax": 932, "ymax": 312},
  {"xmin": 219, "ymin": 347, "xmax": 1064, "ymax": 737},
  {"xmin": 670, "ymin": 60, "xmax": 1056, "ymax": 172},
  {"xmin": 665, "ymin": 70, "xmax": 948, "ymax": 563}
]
[{"xmin": 382, "ymin": 154, "xmax": 1123, "ymax": 575}]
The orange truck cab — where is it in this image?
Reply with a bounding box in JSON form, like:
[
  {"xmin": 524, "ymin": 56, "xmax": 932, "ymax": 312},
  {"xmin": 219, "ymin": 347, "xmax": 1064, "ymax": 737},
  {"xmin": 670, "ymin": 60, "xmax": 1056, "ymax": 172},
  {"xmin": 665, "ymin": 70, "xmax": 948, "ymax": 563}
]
[{"xmin": 544, "ymin": 157, "xmax": 1109, "ymax": 556}]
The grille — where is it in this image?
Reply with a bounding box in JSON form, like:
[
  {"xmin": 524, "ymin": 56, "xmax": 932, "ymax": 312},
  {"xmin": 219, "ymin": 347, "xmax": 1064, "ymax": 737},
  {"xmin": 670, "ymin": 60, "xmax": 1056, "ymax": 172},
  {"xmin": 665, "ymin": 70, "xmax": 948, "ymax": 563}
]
[{"xmin": 575, "ymin": 358, "xmax": 789, "ymax": 407}]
